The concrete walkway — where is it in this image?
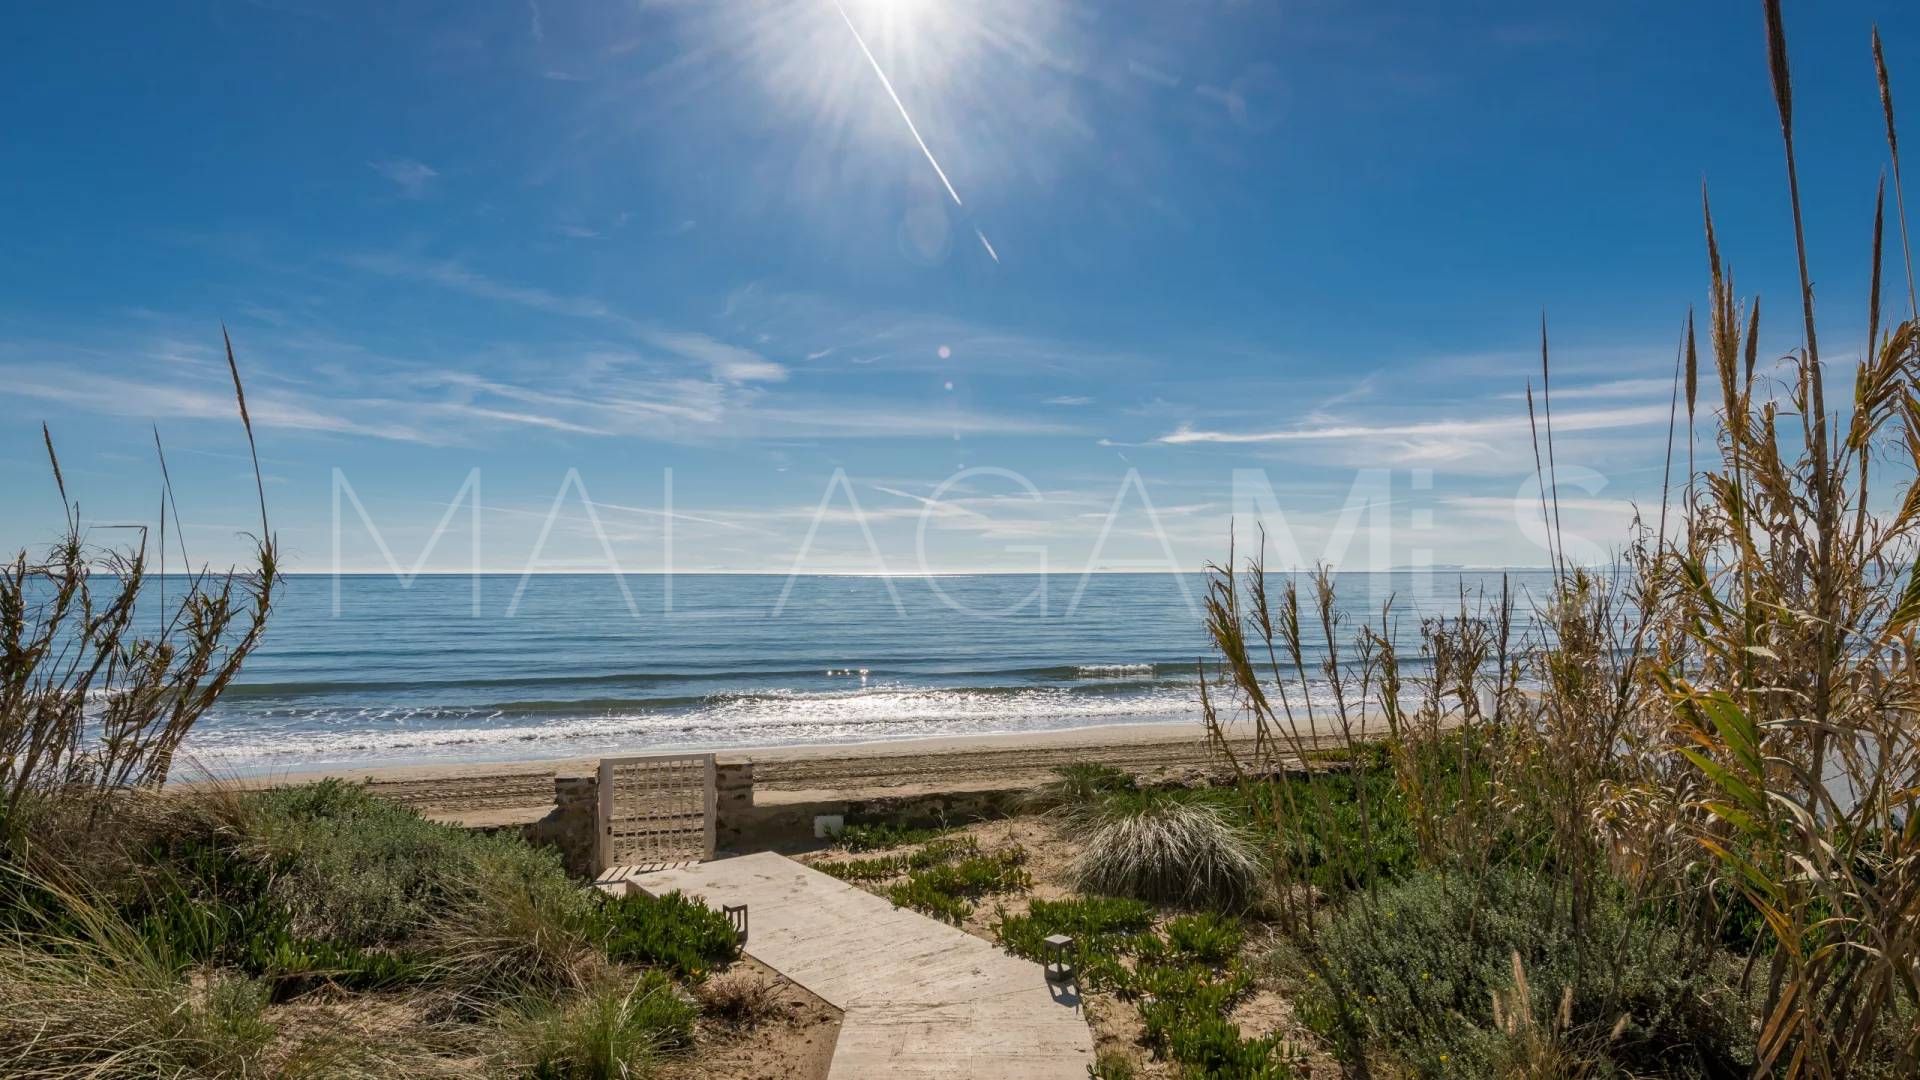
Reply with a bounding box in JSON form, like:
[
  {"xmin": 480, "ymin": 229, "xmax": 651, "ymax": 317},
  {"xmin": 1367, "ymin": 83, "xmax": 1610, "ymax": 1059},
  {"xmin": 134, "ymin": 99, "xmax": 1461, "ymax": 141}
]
[{"xmin": 622, "ymin": 852, "xmax": 1094, "ymax": 1079}]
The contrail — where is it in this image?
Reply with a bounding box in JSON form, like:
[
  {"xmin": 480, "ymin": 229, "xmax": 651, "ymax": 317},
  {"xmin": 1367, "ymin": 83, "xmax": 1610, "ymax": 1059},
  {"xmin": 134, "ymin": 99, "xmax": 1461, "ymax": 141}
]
[
  {"xmin": 830, "ymin": 0, "xmax": 964, "ymax": 207},
  {"xmin": 975, "ymin": 228, "xmax": 999, "ymax": 262}
]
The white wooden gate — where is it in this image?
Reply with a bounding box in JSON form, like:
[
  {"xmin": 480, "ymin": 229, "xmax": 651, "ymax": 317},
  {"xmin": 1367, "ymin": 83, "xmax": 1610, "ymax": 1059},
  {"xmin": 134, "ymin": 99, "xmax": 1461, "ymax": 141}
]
[{"xmin": 597, "ymin": 752, "xmax": 717, "ymax": 872}]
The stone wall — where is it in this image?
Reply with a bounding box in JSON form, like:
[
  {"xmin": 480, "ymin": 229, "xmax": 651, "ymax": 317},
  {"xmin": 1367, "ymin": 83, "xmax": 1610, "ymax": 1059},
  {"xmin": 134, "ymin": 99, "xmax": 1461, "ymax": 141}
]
[
  {"xmin": 714, "ymin": 760, "xmax": 754, "ymax": 851},
  {"xmin": 514, "ymin": 757, "xmax": 1020, "ymax": 877},
  {"xmin": 522, "ymin": 773, "xmax": 598, "ymax": 879}
]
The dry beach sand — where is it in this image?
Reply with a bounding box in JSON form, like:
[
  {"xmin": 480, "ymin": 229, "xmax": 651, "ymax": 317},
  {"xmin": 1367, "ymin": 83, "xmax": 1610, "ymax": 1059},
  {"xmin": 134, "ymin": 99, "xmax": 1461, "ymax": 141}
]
[{"xmin": 183, "ymin": 717, "xmax": 1389, "ymax": 824}]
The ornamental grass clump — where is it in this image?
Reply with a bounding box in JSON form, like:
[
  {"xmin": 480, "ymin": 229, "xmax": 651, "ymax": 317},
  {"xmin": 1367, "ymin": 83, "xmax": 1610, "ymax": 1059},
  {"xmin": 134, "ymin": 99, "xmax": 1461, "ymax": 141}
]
[
  {"xmin": 1069, "ymin": 789, "xmax": 1262, "ymax": 910},
  {"xmin": 514, "ymin": 970, "xmax": 695, "ymax": 1080},
  {"xmin": 0, "ymin": 886, "xmax": 272, "ymax": 1078}
]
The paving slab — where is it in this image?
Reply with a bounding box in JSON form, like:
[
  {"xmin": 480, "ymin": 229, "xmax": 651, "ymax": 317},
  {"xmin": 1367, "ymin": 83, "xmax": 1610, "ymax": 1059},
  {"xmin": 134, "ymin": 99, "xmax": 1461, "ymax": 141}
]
[{"xmin": 628, "ymin": 851, "xmax": 1093, "ymax": 1079}]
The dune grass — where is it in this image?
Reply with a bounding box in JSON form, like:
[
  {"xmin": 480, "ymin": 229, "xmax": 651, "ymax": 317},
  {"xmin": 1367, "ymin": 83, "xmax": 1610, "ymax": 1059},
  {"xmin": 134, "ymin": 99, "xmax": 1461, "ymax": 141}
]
[
  {"xmin": 0, "ymin": 779, "xmax": 748, "ymax": 1077},
  {"xmin": 514, "ymin": 970, "xmax": 696, "ymax": 1080},
  {"xmin": 1064, "ymin": 787, "xmax": 1263, "ymax": 911},
  {"xmin": 1025, "ymin": 762, "xmax": 1137, "ymax": 822}
]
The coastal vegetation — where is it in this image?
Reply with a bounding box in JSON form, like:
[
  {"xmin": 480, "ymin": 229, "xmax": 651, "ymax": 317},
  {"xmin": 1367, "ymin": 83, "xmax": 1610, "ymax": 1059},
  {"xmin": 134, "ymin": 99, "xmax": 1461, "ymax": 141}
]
[
  {"xmin": 1194, "ymin": 5, "xmax": 1920, "ymax": 1075},
  {"xmin": 0, "ymin": 348, "xmax": 805, "ymax": 1078},
  {"xmin": 0, "ymin": 331, "xmax": 275, "ymax": 816},
  {"xmin": 0, "ymin": 780, "xmax": 752, "ymax": 1077},
  {"xmin": 813, "ymin": 832, "xmax": 1032, "ymax": 923},
  {"xmin": 1061, "ymin": 787, "xmax": 1262, "ymax": 910},
  {"xmin": 809, "ymin": 8, "xmax": 1920, "ymax": 1075}
]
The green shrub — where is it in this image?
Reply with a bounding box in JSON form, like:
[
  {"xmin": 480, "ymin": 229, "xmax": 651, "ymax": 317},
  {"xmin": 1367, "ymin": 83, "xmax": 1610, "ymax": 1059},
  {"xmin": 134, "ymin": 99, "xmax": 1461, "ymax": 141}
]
[
  {"xmin": 815, "ymin": 834, "xmax": 982, "ymax": 880},
  {"xmin": 520, "ymin": 971, "xmax": 696, "ymax": 1079},
  {"xmin": 1226, "ymin": 766, "xmax": 1422, "ymax": 896},
  {"xmin": 813, "ymin": 853, "xmax": 908, "ymax": 882},
  {"xmin": 996, "ymin": 892, "xmax": 1292, "ymax": 1077},
  {"xmin": 246, "ymin": 932, "xmax": 421, "ymax": 994},
  {"xmin": 1137, "ymin": 960, "xmax": 1253, "ymax": 1014},
  {"xmin": 919, "ymin": 847, "xmax": 1029, "ymax": 896},
  {"xmin": 65, "ymin": 810, "xmax": 422, "ymax": 997},
  {"xmin": 124, "ymin": 832, "xmax": 284, "ymax": 968},
  {"xmin": 1158, "ymin": 1014, "xmax": 1295, "ymax": 1079},
  {"xmin": 250, "ymin": 779, "xmax": 513, "ymax": 949},
  {"xmin": 1164, "ymin": 912, "xmax": 1243, "ymax": 966},
  {"xmin": 886, "ymin": 847, "xmax": 1029, "ymax": 923},
  {"xmin": 814, "ymin": 835, "xmax": 981, "ymax": 884},
  {"xmin": 595, "ymin": 890, "xmax": 740, "ymax": 980},
  {"xmin": 132, "ymin": 782, "xmax": 585, "ymax": 1000},
  {"xmin": 1070, "ymin": 790, "xmax": 1262, "ymax": 910},
  {"xmin": 887, "ymin": 874, "xmax": 973, "ymax": 923},
  {"xmin": 837, "ymin": 821, "xmax": 953, "ymax": 852},
  {"xmin": 995, "ymin": 895, "xmax": 1155, "ymax": 991},
  {"xmin": 1289, "ymin": 866, "xmax": 1755, "ymax": 1077},
  {"xmin": 0, "ymin": 782, "xmax": 667, "ymax": 1070},
  {"xmin": 1129, "ymin": 938, "xmax": 1287, "ymax": 1077},
  {"xmin": 995, "ymin": 895, "xmax": 1155, "ymax": 957},
  {"xmin": 907, "ymin": 835, "xmax": 979, "ymax": 868}
]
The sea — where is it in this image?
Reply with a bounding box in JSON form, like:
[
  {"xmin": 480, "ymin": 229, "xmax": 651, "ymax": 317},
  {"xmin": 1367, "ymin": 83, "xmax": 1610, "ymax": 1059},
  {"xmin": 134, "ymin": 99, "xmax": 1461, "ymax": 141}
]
[{"xmin": 177, "ymin": 571, "xmax": 1555, "ymax": 774}]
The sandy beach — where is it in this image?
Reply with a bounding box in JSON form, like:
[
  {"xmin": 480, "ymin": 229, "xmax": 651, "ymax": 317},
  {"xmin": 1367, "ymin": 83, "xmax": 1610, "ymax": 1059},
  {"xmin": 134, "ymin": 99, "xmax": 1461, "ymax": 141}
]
[{"xmin": 183, "ymin": 716, "xmax": 1387, "ymax": 823}]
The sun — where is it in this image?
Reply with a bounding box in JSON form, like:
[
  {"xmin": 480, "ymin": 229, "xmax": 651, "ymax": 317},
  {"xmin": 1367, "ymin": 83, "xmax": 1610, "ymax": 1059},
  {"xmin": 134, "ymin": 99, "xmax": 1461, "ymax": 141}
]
[{"xmin": 687, "ymin": 0, "xmax": 1080, "ymax": 201}]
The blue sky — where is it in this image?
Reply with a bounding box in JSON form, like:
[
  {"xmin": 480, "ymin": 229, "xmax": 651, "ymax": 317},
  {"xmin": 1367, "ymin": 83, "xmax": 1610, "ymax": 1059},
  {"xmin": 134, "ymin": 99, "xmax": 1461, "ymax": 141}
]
[{"xmin": 4, "ymin": 0, "xmax": 1918, "ymax": 574}]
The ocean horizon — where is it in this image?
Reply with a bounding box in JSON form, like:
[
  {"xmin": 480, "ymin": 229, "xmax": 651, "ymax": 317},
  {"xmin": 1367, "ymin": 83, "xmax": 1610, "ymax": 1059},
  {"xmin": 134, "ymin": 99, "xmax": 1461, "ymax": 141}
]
[{"xmin": 181, "ymin": 569, "xmax": 1557, "ymax": 775}]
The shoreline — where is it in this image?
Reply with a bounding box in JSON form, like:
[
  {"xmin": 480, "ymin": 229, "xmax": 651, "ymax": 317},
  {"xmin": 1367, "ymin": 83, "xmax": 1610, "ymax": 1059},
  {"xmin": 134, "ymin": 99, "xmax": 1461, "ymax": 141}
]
[
  {"xmin": 179, "ymin": 718, "xmax": 1216, "ymax": 787},
  {"xmin": 173, "ymin": 715, "xmax": 1391, "ymax": 821}
]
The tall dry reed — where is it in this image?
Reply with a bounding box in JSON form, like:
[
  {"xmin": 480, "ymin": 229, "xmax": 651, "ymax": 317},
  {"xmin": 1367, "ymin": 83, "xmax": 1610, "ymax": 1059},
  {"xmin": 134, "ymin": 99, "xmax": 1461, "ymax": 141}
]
[
  {"xmin": 1201, "ymin": 4, "xmax": 1920, "ymax": 1074},
  {"xmin": 0, "ymin": 328, "xmax": 277, "ymax": 821}
]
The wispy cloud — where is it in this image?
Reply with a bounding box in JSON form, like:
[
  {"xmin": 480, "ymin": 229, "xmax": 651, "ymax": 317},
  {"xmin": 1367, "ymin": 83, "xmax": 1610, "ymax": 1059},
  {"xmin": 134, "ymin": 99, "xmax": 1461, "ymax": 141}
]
[
  {"xmin": 1159, "ymin": 404, "xmax": 1667, "ymax": 444},
  {"xmin": 717, "ymin": 287, "xmax": 1147, "ymax": 377},
  {"xmin": 868, "ymin": 483, "xmax": 991, "ymax": 522},
  {"xmin": 367, "ymin": 158, "xmax": 438, "ymax": 198},
  {"xmin": 1302, "ymin": 372, "xmax": 1379, "ymax": 422},
  {"xmin": 1497, "ymin": 376, "xmax": 1673, "ymax": 401},
  {"xmin": 1127, "ymin": 58, "xmax": 1181, "ymax": 88},
  {"xmin": 1046, "ymin": 395, "xmax": 1092, "ymax": 406},
  {"xmin": 745, "ymin": 400, "xmax": 1074, "ymax": 438},
  {"xmin": 4, "ymin": 364, "xmax": 435, "ymax": 444},
  {"xmin": 574, "ymin": 497, "xmax": 756, "ymax": 533},
  {"xmin": 1445, "ymin": 494, "xmax": 1641, "ymax": 519},
  {"xmin": 343, "ymin": 255, "xmax": 787, "ymax": 386},
  {"xmin": 424, "ymin": 402, "xmax": 610, "ymax": 436},
  {"xmin": 645, "ymin": 330, "xmax": 787, "ymax": 383},
  {"xmin": 343, "ymin": 252, "xmax": 618, "ymax": 322}
]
